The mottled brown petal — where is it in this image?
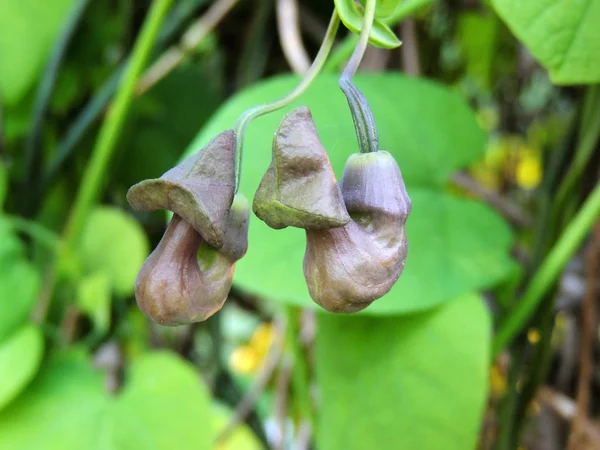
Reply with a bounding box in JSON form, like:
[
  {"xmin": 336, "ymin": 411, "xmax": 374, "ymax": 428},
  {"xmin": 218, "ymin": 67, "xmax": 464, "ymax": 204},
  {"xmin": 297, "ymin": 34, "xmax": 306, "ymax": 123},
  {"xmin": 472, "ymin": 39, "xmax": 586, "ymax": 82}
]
[
  {"xmin": 127, "ymin": 130, "xmax": 236, "ymax": 248},
  {"xmin": 253, "ymin": 106, "xmax": 350, "ymax": 230},
  {"xmin": 135, "ymin": 194, "xmax": 250, "ymax": 325},
  {"xmin": 303, "ymin": 151, "xmax": 411, "ymax": 313}
]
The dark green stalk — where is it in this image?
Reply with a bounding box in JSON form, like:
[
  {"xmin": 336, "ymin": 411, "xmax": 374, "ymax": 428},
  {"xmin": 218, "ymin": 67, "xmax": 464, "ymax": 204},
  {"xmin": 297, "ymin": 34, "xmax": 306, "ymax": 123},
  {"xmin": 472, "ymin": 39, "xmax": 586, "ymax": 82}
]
[
  {"xmin": 338, "ymin": 0, "xmax": 379, "ymax": 154},
  {"xmin": 497, "ymin": 344, "xmax": 523, "ymax": 450},
  {"xmin": 512, "ymin": 299, "xmax": 556, "ymax": 446},
  {"xmin": 233, "ymin": 10, "xmax": 340, "ymax": 192},
  {"xmin": 23, "ymin": 0, "xmax": 91, "ymax": 187}
]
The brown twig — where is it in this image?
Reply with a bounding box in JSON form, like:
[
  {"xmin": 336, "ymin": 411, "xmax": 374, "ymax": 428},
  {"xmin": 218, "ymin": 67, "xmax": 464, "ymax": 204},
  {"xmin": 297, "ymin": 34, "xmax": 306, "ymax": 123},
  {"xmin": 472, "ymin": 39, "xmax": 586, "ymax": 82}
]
[
  {"xmin": 538, "ymin": 386, "xmax": 600, "ymax": 448},
  {"xmin": 276, "ymin": 0, "xmax": 310, "ymax": 74},
  {"xmin": 136, "ymin": 0, "xmax": 239, "ymax": 95},
  {"xmin": 568, "ymin": 221, "xmax": 600, "ymax": 449},
  {"xmin": 273, "ymin": 356, "xmax": 293, "ymax": 450},
  {"xmin": 399, "ymin": 19, "xmax": 421, "ymax": 76},
  {"xmin": 215, "ymin": 314, "xmax": 286, "ymax": 445},
  {"xmin": 451, "ymin": 172, "xmax": 533, "ymax": 228}
]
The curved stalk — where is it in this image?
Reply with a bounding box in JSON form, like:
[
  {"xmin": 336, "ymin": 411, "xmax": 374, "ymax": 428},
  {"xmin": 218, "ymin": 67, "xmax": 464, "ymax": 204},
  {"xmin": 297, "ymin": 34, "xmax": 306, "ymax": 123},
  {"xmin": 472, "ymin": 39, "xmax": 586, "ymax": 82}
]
[
  {"xmin": 492, "ymin": 180, "xmax": 600, "ymax": 357},
  {"xmin": 339, "ymin": 0, "xmax": 379, "ymax": 153},
  {"xmin": 233, "ymin": 9, "xmax": 341, "ymax": 192}
]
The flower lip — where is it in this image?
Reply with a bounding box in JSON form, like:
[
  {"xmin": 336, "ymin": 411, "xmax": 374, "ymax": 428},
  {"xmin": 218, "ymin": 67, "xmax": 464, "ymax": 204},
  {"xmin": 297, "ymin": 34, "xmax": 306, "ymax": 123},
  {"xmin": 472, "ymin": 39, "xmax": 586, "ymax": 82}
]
[
  {"xmin": 253, "ymin": 106, "xmax": 351, "ymax": 230},
  {"xmin": 126, "ymin": 130, "xmax": 237, "ymax": 248}
]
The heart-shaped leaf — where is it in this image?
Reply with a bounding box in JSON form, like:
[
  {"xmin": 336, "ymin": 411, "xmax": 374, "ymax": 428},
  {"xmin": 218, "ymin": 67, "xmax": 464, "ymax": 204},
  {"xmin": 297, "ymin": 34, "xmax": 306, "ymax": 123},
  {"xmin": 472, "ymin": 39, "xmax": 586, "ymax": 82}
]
[
  {"xmin": 491, "ymin": 0, "xmax": 600, "ymax": 84},
  {"xmin": 0, "ymin": 218, "xmax": 40, "ymax": 342},
  {"xmin": 182, "ymin": 75, "xmax": 513, "ymax": 315},
  {"xmin": 79, "ymin": 207, "xmax": 149, "ymax": 297},
  {"xmin": 316, "ymin": 293, "xmax": 490, "ymax": 450},
  {"xmin": 0, "ymin": 352, "xmax": 214, "ymax": 449},
  {"xmin": 0, "ymin": 325, "xmax": 44, "ymax": 412}
]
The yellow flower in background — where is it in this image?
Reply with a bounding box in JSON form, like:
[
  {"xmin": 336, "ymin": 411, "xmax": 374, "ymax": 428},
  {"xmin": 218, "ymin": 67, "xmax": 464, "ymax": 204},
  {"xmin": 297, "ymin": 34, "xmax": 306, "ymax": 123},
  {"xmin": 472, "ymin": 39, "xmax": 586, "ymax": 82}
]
[
  {"xmin": 516, "ymin": 151, "xmax": 542, "ymax": 189},
  {"xmin": 489, "ymin": 363, "xmax": 507, "ymax": 396},
  {"xmin": 229, "ymin": 345, "xmax": 260, "ymax": 375},
  {"xmin": 469, "ymin": 134, "xmax": 543, "ymax": 191},
  {"xmin": 228, "ymin": 322, "xmax": 274, "ymax": 375},
  {"xmin": 527, "ymin": 328, "xmax": 541, "ymax": 344},
  {"xmin": 250, "ymin": 323, "xmax": 273, "ymax": 357}
]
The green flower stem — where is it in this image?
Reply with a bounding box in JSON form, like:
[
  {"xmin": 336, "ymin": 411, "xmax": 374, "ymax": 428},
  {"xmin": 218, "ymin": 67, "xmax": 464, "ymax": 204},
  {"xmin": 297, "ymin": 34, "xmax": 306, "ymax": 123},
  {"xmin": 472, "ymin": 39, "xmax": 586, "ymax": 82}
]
[
  {"xmin": 37, "ymin": 0, "xmax": 173, "ymax": 318},
  {"xmin": 5, "ymin": 216, "xmax": 60, "ymax": 251},
  {"xmin": 61, "ymin": 0, "xmax": 173, "ymax": 255},
  {"xmin": 339, "ymin": 0, "xmax": 379, "ymax": 153},
  {"xmin": 233, "ymin": 10, "xmax": 341, "ymax": 192},
  {"xmin": 492, "ymin": 180, "xmax": 600, "ymax": 357},
  {"xmin": 552, "ymin": 85, "xmax": 600, "ymax": 217},
  {"xmin": 285, "ymin": 307, "xmax": 315, "ymax": 437}
]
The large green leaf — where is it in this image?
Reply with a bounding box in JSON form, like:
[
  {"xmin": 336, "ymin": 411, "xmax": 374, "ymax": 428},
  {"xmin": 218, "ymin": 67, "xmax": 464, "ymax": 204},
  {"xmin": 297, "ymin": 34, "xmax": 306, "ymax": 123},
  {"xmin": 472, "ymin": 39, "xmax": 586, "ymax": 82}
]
[
  {"xmin": 0, "ymin": 219, "xmax": 40, "ymax": 342},
  {"xmin": 491, "ymin": 0, "xmax": 600, "ymax": 84},
  {"xmin": 315, "ymin": 293, "xmax": 490, "ymax": 450},
  {"xmin": 79, "ymin": 207, "xmax": 149, "ymax": 297},
  {"xmin": 181, "ymin": 75, "xmax": 512, "ymax": 315},
  {"xmin": 189, "ymin": 75, "xmax": 486, "ymax": 189},
  {"xmin": 0, "ymin": 352, "xmax": 214, "ymax": 449},
  {"xmin": 0, "ymin": 325, "xmax": 44, "ymax": 412},
  {"xmin": 0, "ymin": 0, "xmax": 75, "ymax": 105},
  {"xmin": 226, "ymin": 189, "xmax": 512, "ymax": 314}
]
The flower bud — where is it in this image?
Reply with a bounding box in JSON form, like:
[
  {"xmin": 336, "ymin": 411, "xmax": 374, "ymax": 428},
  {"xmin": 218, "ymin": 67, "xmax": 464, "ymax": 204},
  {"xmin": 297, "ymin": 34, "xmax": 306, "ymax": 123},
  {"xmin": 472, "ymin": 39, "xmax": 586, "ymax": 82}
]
[
  {"xmin": 127, "ymin": 130, "xmax": 236, "ymax": 248},
  {"xmin": 135, "ymin": 194, "xmax": 250, "ymax": 325},
  {"xmin": 303, "ymin": 151, "xmax": 411, "ymax": 313},
  {"xmin": 253, "ymin": 107, "xmax": 350, "ymax": 229}
]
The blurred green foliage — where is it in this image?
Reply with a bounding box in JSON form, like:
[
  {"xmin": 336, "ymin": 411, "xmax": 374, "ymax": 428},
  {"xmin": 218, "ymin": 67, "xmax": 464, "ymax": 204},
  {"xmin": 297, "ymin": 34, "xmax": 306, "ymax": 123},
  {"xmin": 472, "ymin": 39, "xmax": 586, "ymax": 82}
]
[{"xmin": 0, "ymin": 0, "xmax": 598, "ymax": 449}]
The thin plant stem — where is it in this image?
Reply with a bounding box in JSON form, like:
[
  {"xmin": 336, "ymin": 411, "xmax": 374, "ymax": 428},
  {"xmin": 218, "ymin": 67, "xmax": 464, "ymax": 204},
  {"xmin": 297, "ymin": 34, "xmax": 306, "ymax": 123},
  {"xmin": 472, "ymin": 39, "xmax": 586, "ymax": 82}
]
[
  {"xmin": 5, "ymin": 216, "xmax": 60, "ymax": 251},
  {"xmin": 492, "ymin": 180, "xmax": 600, "ymax": 357},
  {"xmin": 39, "ymin": 0, "xmax": 173, "ymax": 319},
  {"xmin": 339, "ymin": 0, "xmax": 379, "ymax": 153},
  {"xmin": 286, "ymin": 307, "xmax": 315, "ymax": 439},
  {"xmin": 43, "ymin": 0, "xmax": 204, "ymax": 191},
  {"xmin": 276, "ymin": 0, "xmax": 310, "ymax": 74},
  {"xmin": 232, "ymin": 9, "xmax": 340, "ymax": 192},
  {"xmin": 62, "ymin": 0, "xmax": 173, "ymax": 250},
  {"xmin": 136, "ymin": 0, "xmax": 239, "ymax": 95},
  {"xmin": 553, "ymin": 86, "xmax": 600, "ymax": 217},
  {"xmin": 23, "ymin": 0, "xmax": 91, "ymax": 186}
]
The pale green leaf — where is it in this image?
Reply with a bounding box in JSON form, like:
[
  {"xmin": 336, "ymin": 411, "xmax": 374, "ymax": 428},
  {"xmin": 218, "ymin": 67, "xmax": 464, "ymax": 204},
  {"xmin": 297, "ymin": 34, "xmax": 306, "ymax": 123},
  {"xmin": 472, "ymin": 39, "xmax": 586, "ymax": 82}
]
[
  {"xmin": 77, "ymin": 272, "xmax": 112, "ymax": 335},
  {"xmin": 316, "ymin": 293, "xmax": 490, "ymax": 450},
  {"xmin": 0, "ymin": 325, "xmax": 44, "ymax": 412},
  {"xmin": 0, "ymin": 219, "xmax": 40, "ymax": 342},
  {"xmin": 189, "ymin": 75, "xmax": 486, "ymax": 189},
  {"xmin": 211, "ymin": 404, "xmax": 265, "ymax": 450},
  {"xmin": 0, "ymin": 352, "xmax": 214, "ymax": 450},
  {"xmin": 334, "ymin": 0, "xmax": 402, "ymax": 49},
  {"xmin": 491, "ymin": 0, "xmax": 600, "ymax": 84},
  {"xmin": 0, "ymin": 0, "xmax": 75, "ymax": 105},
  {"xmin": 384, "ymin": 0, "xmax": 435, "ymax": 23},
  {"xmin": 361, "ymin": 0, "xmax": 403, "ymax": 18},
  {"xmin": 79, "ymin": 207, "xmax": 149, "ymax": 297}
]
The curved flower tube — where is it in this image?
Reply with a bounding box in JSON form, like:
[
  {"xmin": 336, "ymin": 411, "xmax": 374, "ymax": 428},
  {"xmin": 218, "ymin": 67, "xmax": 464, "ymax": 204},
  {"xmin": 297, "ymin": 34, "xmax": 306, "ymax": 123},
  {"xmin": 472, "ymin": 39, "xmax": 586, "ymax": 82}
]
[
  {"xmin": 304, "ymin": 151, "xmax": 411, "ymax": 313},
  {"xmin": 135, "ymin": 194, "xmax": 249, "ymax": 325}
]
